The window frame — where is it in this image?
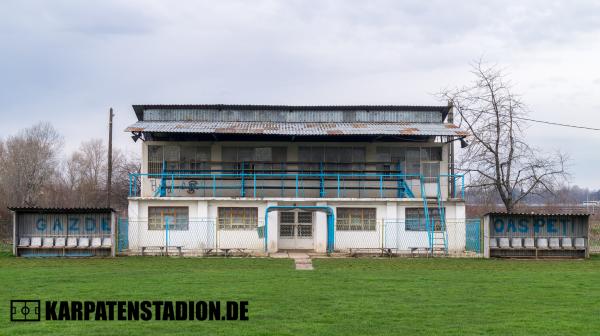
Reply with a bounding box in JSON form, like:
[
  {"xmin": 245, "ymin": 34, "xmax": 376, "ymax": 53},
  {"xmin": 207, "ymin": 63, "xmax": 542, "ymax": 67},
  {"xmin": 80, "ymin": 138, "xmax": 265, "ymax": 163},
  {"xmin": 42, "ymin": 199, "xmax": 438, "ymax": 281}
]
[
  {"xmin": 217, "ymin": 207, "xmax": 259, "ymax": 230},
  {"xmin": 147, "ymin": 144, "xmax": 211, "ymax": 174},
  {"xmin": 148, "ymin": 206, "xmax": 189, "ymax": 231},
  {"xmin": 335, "ymin": 208, "xmax": 377, "ymax": 231},
  {"xmin": 405, "ymin": 207, "xmax": 445, "ymax": 231}
]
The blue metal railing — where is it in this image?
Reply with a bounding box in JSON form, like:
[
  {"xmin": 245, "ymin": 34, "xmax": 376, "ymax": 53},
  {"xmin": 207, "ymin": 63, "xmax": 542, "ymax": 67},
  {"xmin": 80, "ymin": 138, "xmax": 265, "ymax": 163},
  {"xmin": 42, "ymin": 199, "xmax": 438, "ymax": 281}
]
[{"xmin": 128, "ymin": 171, "xmax": 465, "ymax": 200}]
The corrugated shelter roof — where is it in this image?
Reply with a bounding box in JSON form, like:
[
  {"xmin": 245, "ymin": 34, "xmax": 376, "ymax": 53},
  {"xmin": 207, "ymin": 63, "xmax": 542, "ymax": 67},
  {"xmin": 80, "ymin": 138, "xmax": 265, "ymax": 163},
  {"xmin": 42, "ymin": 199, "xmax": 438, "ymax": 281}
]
[
  {"xmin": 132, "ymin": 104, "xmax": 451, "ymax": 121},
  {"xmin": 8, "ymin": 207, "xmax": 115, "ymax": 214},
  {"xmin": 125, "ymin": 121, "xmax": 468, "ymax": 137},
  {"xmin": 484, "ymin": 212, "xmax": 591, "ymax": 217}
]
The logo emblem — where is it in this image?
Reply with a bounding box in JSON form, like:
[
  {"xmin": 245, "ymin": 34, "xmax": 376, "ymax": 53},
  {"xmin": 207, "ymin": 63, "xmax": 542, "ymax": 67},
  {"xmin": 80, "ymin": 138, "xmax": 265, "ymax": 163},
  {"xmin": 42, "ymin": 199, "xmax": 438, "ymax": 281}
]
[{"xmin": 10, "ymin": 300, "xmax": 40, "ymax": 322}]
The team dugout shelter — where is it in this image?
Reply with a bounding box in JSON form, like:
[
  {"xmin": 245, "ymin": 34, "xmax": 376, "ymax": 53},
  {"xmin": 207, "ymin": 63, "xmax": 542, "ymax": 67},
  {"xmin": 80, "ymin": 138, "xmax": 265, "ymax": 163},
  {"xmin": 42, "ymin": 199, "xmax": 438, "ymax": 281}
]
[
  {"xmin": 483, "ymin": 212, "xmax": 590, "ymax": 258},
  {"xmin": 9, "ymin": 207, "xmax": 116, "ymax": 257}
]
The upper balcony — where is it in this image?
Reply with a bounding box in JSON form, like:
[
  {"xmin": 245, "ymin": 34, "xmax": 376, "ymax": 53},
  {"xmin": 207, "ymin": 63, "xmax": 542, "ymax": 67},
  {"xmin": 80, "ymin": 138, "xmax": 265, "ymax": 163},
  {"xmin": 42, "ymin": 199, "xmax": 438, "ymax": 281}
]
[
  {"xmin": 128, "ymin": 161, "xmax": 464, "ymax": 200},
  {"xmin": 125, "ymin": 104, "xmax": 468, "ymax": 200}
]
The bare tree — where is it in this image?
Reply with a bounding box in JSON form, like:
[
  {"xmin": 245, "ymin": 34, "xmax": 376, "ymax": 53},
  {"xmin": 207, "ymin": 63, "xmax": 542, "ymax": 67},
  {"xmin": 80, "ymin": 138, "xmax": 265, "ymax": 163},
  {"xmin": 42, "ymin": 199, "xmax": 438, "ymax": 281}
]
[
  {"xmin": 61, "ymin": 139, "xmax": 139, "ymax": 209},
  {"xmin": 0, "ymin": 122, "xmax": 63, "ymax": 207},
  {"xmin": 440, "ymin": 61, "xmax": 568, "ymax": 213}
]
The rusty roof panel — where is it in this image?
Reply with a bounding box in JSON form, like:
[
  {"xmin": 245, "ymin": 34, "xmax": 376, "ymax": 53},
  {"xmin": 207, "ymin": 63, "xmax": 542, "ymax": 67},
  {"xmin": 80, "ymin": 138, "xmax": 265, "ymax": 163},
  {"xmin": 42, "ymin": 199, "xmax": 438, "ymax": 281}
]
[
  {"xmin": 484, "ymin": 212, "xmax": 591, "ymax": 217},
  {"xmin": 135, "ymin": 105, "xmax": 449, "ymax": 123},
  {"xmin": 125, "ymin": 121, "xmax": 468, "ymax": 136}
]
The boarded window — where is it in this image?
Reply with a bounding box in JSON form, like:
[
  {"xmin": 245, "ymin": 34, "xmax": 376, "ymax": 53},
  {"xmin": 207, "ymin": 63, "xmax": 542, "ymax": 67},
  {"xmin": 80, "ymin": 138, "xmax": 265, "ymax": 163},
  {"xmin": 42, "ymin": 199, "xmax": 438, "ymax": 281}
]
[
  {"xmin": 222, "ymin": 146, "xmax": 287, "ymax": 173},
  {"xmin": 405, "ymin": 208, "xmax": 445, "ymax": 231},
  {"xmin": 299, "ymin": 146, "xmax": 366, "ymax": 171},
  {"xmin": 377, "ymin": 146, "xmax": 441, "ymax": 177},
  {"xmin": 336, "ymin": 208, "xmax": 376, "ymax": 231},
  {"xmin": 148, "ymin": 207, "xmax": 189, "ymax": 230},
  {"xmin": 147, "ymin": 145, "xmax": 210, "ymax": 174},
  {"xmin": 218, "ymin": 207, "xmax": 258, "ymax": 230},
  {"xmin": 422, "ymin": 162, "xmax": 440, "ymax": 179}
]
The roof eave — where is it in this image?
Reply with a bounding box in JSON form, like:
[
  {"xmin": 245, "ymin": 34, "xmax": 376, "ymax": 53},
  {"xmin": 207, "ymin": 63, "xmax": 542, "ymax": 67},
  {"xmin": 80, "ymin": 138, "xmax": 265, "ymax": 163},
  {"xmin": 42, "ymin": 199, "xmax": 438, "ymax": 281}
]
[{"xmin": 131, "ymin": 104, "xmax": 451, "ymax": 121}]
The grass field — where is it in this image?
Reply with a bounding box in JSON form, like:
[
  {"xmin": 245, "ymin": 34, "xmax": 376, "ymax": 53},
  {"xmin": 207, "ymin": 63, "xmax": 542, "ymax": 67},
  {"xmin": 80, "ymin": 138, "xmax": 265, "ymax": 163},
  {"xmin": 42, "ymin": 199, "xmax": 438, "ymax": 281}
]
[{"xmin": 1, "ymin": 252, "xmax": 600, "ymax": 335}]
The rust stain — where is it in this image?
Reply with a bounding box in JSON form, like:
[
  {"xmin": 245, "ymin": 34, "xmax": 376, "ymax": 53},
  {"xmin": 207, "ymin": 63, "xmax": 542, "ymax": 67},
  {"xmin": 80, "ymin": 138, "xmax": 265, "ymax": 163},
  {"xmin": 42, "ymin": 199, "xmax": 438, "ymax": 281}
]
[
  {"xmin": 327, "ymin": 130, "xmax": 343, "ymax": 135},
  {"xmin": 401, "ymin": 128, "xmax": 418, "ymax": 134},
  {"xmin": 127, "ymin": 127, "xmax": 145, "ymax": 132},
  {"xmin": 214, "ymin": 127, "xmax": 236, "ymax": 133},
  {"xmin": 444, "ymin": 124, "xmax": 458, "ymax": 128}
]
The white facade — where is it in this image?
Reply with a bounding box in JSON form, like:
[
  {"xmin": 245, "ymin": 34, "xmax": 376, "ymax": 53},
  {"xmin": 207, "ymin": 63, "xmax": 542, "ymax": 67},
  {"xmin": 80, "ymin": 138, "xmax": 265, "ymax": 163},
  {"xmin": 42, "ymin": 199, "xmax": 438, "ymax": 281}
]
[{"xmin": 125, "ymin": 105, "xmax": 467, "ymax": 255}]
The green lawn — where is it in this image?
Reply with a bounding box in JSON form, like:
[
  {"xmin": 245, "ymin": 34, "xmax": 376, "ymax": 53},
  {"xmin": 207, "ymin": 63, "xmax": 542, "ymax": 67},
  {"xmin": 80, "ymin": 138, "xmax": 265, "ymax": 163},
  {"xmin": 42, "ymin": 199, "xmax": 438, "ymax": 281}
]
[{"xmin": 1, "ymin": 254, "xmax": 600, "ymax": 335}]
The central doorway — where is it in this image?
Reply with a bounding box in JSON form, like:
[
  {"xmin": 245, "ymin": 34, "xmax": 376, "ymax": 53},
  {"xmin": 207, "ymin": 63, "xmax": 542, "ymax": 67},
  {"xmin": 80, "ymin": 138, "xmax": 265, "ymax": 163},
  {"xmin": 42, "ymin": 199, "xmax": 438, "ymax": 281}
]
[{"xmin": 278, "ymin": 210, "xmax": 314, "ymax": 250}]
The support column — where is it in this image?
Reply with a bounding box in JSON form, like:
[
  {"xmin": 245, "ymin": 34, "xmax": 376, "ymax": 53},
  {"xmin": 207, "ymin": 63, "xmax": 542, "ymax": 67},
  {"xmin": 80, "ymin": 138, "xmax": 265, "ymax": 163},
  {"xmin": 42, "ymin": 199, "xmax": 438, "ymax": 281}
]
[
  {"xmin": 483, "ymin": 215, "xmax": 490, "ymax": 258},
  {"xmin": 314, "ymin": 202, "xmax": 328, "ymax": 253},
  {"xmin": 266, "ymin": 201, "xmax": 278, "ymax": 253},
  {"xmin": 111, "ymin": 211, "xmax": 116, "ymax": 257},
  {"xmin": 12, "ymin": 211, "xmax": 17, "ymax": 256},
  {"xmin": 127, "ymin": 200, "xmax": 140, "ymax": 250},
  {"xmin": 197, "ymin": 201, "xmax": 211, "ymax": 249}
]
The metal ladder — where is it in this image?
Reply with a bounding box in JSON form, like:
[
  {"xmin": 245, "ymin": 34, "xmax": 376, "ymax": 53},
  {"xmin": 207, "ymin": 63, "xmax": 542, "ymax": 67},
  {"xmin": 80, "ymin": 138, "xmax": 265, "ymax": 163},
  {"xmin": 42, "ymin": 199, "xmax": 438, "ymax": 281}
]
[
  {"xmin": 433, "ymin": 177, "xmax": 448, "ymax": 255},
  {"xmin": 420, "ymin": 176, "xmax": 448, "ymax": 256},
  {"xmin": 396, "ymin": 162, "xmax": 415, "ymax": 198},
  {"xmin": 154, "ymin": 161, "xmax": 168, "ymax": 197}
]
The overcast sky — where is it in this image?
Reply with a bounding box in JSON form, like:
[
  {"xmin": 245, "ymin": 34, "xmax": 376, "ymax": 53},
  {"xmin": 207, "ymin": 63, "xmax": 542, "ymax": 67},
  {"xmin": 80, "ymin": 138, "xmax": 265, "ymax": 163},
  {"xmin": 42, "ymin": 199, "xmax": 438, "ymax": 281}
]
[{"xmin": 1, "ymin": 1, "xmax": 599, "ymax": 188}]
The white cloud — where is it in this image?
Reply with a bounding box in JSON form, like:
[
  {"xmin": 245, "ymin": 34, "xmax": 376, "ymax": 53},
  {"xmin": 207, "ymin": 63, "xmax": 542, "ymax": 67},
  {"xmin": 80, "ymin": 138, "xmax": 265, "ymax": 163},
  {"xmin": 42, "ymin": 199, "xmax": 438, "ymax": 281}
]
[{"xmin": 0, "ymin": 0, "xmax": 599, "ymax": 187}]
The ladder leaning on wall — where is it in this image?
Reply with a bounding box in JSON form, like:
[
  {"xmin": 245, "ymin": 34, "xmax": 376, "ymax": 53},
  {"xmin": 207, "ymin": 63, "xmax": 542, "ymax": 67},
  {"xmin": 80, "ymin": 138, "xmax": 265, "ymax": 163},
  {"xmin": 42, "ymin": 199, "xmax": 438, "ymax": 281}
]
[
  {"xmin": 431, "ymin": 176, "xmax": 448, "ymax": 255},
  {"xmin": 420, "ymin": 176, "xmax": 449, "ymax": 256}
]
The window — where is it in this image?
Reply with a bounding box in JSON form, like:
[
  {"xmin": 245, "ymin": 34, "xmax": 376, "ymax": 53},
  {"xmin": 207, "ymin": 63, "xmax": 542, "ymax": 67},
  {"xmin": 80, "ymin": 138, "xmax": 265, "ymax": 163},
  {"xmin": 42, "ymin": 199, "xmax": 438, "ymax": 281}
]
[
  {"xmin": 422, "ymin": 162, "xmax": 440, "ymax": 180},
  {"xmin": 218, "ymin": 207, "xmax": 258, "ymax": 230},
  {"xmin": 336, "ymin": 208, "xmax": 377, "ymax": 231},
  {"xmin": 299, "ymin": 146, "xmax": 366, "ymax": 171},
  {"xmin": 405, "ymin": 208, "xmax": 445, "ymax": 231},
  {"xmin": 147, "ymin": 145, "xmax": 210, "ymax": 174},
  {"xmin": 376, "ymin": 146, "xmax": 442, "ymax": 177},
  {"xmin": 221, "ymin": 146, "xmax": 287, "ymax": 173},
  {"xmin": 148, "ymin": 207, "xmax": 189, "ymax": 230}
]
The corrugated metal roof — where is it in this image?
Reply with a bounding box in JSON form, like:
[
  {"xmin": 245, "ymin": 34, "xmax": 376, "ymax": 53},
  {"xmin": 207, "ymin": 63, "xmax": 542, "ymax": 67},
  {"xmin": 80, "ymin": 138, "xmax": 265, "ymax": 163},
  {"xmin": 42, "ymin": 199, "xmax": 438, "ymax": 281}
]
[
  {"xmin": 484, "ymin": 212, "xmax": 591, "ymax": 217},
  {"xmin": 8, "ymin": 207, "xmax": 115, "ymax": 214},
  {"xmin": 142, "ymin": 109, "xmax": 442, "ymax": 123},
  {"xmin": 125, "ymin": 121, "xmax": 468, "ymax": 136},
  {"xmin": 133, "ymin": 104, "xmax": 451, "ymax": 121}
]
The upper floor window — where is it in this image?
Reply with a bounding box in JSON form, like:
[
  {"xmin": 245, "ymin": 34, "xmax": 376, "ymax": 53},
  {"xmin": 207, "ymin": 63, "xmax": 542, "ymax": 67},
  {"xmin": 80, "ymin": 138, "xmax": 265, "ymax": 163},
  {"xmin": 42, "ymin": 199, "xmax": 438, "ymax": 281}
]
[
  {"xmin": 221, "ymin": 146, "xmax": 287, "ymax": 173},
  {"xmin": 336, "ymin": 208, "xmax": 377, "ymax": 231},
  {"xmin": 376, "ymin": 146, "xmax": 442, "ymax": 177},
  {"xmin": 148, "ymin": 207, "xmax": 189, "ymax": 230},
  {"xmin": 148, "ymin": 145, "xmax": 210, "ymax": 174},
  {"xmin": 299, "ymin": 146, "xmax": 366, "ymax": 171}
]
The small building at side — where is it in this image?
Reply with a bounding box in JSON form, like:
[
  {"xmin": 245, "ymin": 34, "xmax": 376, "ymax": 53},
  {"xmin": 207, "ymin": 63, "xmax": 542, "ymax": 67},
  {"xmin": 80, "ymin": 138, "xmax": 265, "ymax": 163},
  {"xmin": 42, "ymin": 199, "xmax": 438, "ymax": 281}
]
[
  {"xmin": 483, "ymin": 212, "xmax": 590, "ymax": 258},
  {"xmin": 10, "ymin": 207, "xmax": 116, "ymax": 257}
]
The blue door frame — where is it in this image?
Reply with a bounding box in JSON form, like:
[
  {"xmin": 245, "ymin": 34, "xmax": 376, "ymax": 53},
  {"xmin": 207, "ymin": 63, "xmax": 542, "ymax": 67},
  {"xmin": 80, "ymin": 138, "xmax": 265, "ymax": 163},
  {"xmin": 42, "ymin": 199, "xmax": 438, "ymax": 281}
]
[{"xmin": 264, "ymin": 206, "xmax": 335, "ymax": 253}]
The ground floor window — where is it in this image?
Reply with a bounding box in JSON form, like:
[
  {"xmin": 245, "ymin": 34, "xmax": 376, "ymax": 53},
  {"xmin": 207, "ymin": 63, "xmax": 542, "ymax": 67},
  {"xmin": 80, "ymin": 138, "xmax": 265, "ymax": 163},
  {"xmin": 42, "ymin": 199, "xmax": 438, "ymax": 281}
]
[
  {"xmin": 218, "ymin": 207, "xmax": 258, "ymax": 230},
  {"xmin": 336, "ymin": 208, "xmax": 376, "ymax": 231},
  {"xmin": 148, "ymin": 207, "xmax": 189, "ymax": 230},
  {"xmin": 405, "ymin": 208, "xmax": 445, "ymax": 231}
]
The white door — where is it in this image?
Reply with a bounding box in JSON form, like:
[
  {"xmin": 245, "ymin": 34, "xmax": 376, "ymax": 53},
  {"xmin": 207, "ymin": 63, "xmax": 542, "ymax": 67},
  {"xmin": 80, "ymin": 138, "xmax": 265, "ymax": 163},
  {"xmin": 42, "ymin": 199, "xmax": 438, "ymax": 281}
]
[{"xmin": 278, "ymin": 211, "xmax": 314, "ymax": 250}]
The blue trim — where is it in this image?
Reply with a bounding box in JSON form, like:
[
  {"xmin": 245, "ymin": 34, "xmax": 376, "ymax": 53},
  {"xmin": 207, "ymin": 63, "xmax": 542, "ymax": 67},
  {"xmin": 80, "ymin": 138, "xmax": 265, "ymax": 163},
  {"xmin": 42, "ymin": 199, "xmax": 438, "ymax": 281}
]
[
  {"xmin": 130, "ymin": 172, "xmax": 427, "ymax": 199},
  {"xmin": 264, "ymin": 205, "xmax": 335, "ymax": 253}
]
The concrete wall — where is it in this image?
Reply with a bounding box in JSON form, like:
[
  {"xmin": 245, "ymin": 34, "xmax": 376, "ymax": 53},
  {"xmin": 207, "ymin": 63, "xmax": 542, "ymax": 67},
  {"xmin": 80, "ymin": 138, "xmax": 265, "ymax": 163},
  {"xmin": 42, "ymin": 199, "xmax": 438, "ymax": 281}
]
[{"xmin": 126, "ymin": 199, "xmax": 466, "ymax": 254}]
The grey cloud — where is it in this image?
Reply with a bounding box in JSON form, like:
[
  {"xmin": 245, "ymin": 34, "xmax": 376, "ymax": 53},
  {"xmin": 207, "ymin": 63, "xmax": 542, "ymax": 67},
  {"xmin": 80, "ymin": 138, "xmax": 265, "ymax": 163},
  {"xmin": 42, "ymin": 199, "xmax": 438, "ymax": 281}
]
[{"xmin": 0, "ymin": 0, "xmax": 599, "ymax": 187}]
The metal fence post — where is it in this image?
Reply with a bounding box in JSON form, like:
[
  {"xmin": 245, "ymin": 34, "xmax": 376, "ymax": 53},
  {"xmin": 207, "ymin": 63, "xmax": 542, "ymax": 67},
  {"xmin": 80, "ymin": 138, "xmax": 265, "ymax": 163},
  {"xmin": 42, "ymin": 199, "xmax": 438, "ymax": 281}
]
[{"xmin": 165, "ymin": 217, "xmax": 169, "ymax": 256}]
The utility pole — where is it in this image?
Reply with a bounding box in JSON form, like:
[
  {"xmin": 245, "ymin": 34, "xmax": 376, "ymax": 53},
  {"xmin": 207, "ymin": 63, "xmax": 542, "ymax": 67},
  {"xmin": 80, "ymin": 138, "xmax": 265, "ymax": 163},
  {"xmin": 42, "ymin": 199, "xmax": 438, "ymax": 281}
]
[
  {"xmin": 447, "ymin": 100, "xmax": 455, "ymax": 198},
  {"xmin": 107, "ymin": 107, "xmax": 114, "ymax": 208}
]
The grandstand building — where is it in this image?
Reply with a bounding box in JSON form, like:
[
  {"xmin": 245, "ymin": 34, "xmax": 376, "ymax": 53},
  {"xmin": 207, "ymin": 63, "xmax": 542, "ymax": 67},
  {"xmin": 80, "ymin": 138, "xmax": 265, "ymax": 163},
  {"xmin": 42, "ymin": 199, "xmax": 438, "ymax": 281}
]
[{"xmin": 124, "ymin": 104, "xmax": 468, "ymax": 255}]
